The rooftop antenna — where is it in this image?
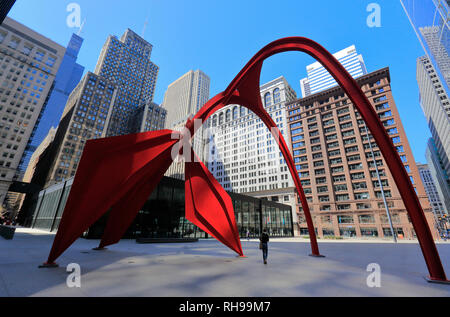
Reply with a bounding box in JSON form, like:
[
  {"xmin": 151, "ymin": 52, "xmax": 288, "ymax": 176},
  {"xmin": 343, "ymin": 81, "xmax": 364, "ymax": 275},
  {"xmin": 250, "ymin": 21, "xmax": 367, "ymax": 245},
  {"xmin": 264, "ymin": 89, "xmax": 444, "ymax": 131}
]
[
  {"xmin": 77, "ymin": 19, "xmax": 86, "ymax": 36},
  {"xmin": 142, "ymin": 17, "xmax": 149, "ymax": 38}
]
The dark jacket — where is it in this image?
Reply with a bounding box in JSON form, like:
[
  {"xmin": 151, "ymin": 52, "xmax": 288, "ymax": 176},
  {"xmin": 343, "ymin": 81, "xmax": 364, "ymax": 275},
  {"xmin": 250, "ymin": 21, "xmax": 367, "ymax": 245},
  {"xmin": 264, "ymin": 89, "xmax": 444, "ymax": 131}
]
[{"xmin": 260, "ymin": 232, "xmax": 269, "ymax": 243}]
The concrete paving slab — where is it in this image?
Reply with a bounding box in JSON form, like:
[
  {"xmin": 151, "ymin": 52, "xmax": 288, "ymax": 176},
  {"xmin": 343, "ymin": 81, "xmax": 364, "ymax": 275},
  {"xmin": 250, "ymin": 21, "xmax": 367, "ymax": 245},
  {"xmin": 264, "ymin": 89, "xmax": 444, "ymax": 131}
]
[{"xmin": 0, "ymin": 228, "xmax": 449, "ymax": 297}]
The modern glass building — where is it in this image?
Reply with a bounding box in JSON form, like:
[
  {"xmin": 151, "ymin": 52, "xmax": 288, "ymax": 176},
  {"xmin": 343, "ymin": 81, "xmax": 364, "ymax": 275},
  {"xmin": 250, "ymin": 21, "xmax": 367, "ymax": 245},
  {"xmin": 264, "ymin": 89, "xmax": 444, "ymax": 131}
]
[
  {"xmin": 300, "ymin": 45, "xmax": 367, "ymax": 97},
  {"xmin": 18, "ymin": 33, "xmax": 84, "ymax": 175},
  {"xmin": 401, "ymin": 0, "xmax": 450, "ymax": 95},
  {"xmin": 27, "ymin": 176, "xmax": 294, "ymax": 239}
]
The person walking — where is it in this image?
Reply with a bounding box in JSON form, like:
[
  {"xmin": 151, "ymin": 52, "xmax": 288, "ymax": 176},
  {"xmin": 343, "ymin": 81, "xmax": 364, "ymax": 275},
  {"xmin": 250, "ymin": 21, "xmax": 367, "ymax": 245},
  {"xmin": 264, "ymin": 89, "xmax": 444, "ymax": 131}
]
[{"xmin": 259, "ymin": 229, "xmax": 269, "ymax": 264}]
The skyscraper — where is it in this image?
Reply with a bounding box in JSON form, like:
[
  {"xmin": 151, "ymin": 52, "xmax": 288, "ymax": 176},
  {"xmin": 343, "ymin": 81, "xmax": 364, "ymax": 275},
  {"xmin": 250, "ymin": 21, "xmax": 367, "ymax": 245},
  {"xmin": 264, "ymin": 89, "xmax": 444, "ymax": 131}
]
[
  {"xmin": 162, "ymin": 70, "xmax": 210, "ymax": 179},
  {"xmin": 206, "ymin": 76, "xmax": 300, "ymax": 235},
  {"xmin": 287, "ymin": 67, "xmax": 437, "ymax": 239},
  {"xmin": 19, "ymin": 33, "xmax": 84, "ymax": 178},
  {"xmin": 426, "ymin": 138, "xmax": 450, "ymax": 213},
  {"xmin": 300, "ymin": 45, "xmax": 367, "ymax": 97},
  {"xmin": 417, "ymin": 162, "xmax": 447, "ymax": 235},
  {"xmin": 29, "ymin": 29, "xmax": 164, "ymax": 187},
  {"xmin": 401, "ymin": 0, "xmax": 450, "ymax": 94},
  {"xmin": 95, "ymin": 29, "xmax": 160, "ymax": 137},
  {"xmin": 162, "ymin": 70, "xmax": 210, "ymax": 128},
  {"xmin": 0, "ymin": 17, "xmax": 67, "ymax": 207},
  {"xmin": 416, "ymin": 56, "xmax": 450, "ymax": 213}
]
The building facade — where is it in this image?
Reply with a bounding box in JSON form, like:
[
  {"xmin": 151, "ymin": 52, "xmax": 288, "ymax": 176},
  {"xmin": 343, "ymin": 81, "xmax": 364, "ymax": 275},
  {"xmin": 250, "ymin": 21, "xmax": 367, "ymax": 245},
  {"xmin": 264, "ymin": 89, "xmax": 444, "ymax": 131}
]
[
  {"xmin": 27, "ymin": 176, "xmax": 294, "ymax": 239},
  {"xmin": 416, "ymin": 56, "xmax": 450, "ymax": 213},
  {"xmin": 162, "ymin": 70, "xmax": 210, "ymax": 179},
  {"xmin": 94, "ymin": 29, "xmax": 160, "ymax": 137},
  {"xmin": 19, "ymin": 33, "xmax": 84, "ymax": 176},
  {"xmin": 0, "ymin": 17, "xmax": 67, "ymax": 207},
  {"xmin": 300, "ymin": 45, "xmax": 367, "ymax": 97},
  {"xmin": 417, "ymin": 162, "xmax": 447, "ymax": 236},
  {"xmin": 287, "ymin": 67, "xmax": 437, "ymax": 239},
  {"xmin": 205, "ymin": 76, "xmax": 300, "ymax": 234},
  {"xmin": 401, "ymin": 0, "xmax": 450, "ymax": 94},
  {"xmin": 162, "ymin": 70, "xmax": 210, "ymax": 128},
  {"xmin": 33, "ymin": 28, "xmax": 164, "ymax": 187}
]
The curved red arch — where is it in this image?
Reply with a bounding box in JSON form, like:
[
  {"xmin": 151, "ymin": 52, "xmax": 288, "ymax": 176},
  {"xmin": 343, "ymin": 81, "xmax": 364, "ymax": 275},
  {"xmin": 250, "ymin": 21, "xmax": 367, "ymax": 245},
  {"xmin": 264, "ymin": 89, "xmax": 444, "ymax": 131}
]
[
  {"xmin": 188, "ymin": 37, "xmax": 447, "ymax": 281},
  {"xmin": 44, "ymin": 37, "xmax": 447, "ymax": 282}
]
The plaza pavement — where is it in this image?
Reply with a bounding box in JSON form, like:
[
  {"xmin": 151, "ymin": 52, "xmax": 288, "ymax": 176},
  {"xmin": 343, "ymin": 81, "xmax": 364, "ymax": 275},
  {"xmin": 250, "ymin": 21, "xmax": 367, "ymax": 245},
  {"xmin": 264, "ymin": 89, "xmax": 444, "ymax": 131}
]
[{"xmin": 0, "ymin": 228, "xmax": 449, "ymax": 297}]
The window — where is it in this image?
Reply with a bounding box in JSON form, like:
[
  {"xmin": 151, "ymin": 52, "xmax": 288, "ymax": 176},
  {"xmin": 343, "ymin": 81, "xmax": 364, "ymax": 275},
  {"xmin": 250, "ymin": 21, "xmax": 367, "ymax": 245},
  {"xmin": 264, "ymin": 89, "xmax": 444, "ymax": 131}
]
[
  {"xmin": 264, "ymin": 92, "xmax": 272, "ymax": 107},
  {"xmin": 232, "ymin": 106, "xmax": 238, "ymax": 120},
  {"xmin": 34, "ymin": 50, "xmax": 45, "ymax": 61},
  {"xmin": 355, "ymin": 192, "xmax": 370, "ymax": 200},
  {"xmin": 338, "ymin": 215, "xmax": 353, "ymax": 224},
  {"xmin": 22, "ymin": 43, "xmax": 33, "ymax": 56},
  {"xmin": 8, "ymin": 37, "xmax": 20, "ymax": 49},
  {"xmin": 0, "ymin": 30, "xmax": 6, "ymax": 43},
  {"xmin": 273, "ymin": 88, "xmax": 281, "ymax": 103}
]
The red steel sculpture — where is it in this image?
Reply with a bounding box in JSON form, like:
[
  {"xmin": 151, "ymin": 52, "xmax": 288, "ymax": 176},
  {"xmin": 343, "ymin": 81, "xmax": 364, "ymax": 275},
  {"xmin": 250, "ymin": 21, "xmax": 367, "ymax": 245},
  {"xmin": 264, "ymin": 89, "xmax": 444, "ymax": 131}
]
[{"xmin": 42, "ymin": 37, "xmax": 448, "ymax": 283}]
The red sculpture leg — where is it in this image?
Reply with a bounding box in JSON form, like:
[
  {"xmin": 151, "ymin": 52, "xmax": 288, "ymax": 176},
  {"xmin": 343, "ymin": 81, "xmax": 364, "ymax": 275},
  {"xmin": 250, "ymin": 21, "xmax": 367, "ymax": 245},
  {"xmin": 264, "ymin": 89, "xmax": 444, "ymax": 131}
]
[
  {"xmin": 98, "ymin": 141, "xmax": 177, "ymax": 248},
  {"xmin": 185, "ymin": 148, "xmax": 243, "ymax": 256},
  {"xmin": 46, "ymin": 130, "xmax": 179, "ymax": 264}
]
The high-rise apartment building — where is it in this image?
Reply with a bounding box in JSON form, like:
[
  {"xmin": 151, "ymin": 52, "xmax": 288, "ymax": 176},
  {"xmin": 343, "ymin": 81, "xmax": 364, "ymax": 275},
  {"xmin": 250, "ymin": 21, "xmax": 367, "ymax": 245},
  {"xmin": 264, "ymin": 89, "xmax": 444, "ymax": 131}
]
[
  {"xmin": 0, "ymin": 17, "xmax": 68, "ymax": 206},
  {"xmin": 286, "ymin": 67, "xmax": 437, "ymax": 239},
  {"xmin": 162, "ymin": 70, "xmax": 210, "ymax": 179},
  {"xmin": 416, "ymin": 56, "xmax": 450, "ymax": 213},
  {"xmin": 206, "ymin": 76, "xmax": 300, "ymax": 235},
  {"xmin": 417, "ymin": 163, "xmax": 447, "ymax": 235},
  {"xmin": 401, "ymin": 0, "xmax": 450, "ymax": 94},
  {"xmin": 300, "ymin": 45, "xmax": 367, "ymax": 97}
]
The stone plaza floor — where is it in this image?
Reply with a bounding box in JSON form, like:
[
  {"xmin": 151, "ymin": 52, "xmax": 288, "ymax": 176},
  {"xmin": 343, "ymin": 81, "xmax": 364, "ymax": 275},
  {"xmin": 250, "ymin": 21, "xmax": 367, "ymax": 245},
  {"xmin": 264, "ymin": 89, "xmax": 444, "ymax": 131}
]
[{"xmin": 0, "ymin": 228, "xmax": 449, "ymax": 297}]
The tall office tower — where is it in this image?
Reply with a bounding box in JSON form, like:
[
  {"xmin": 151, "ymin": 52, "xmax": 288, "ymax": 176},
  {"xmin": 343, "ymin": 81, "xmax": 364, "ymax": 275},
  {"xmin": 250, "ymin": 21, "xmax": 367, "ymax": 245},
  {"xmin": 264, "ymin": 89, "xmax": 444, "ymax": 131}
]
[
  {"xmin": 0, "ymin": 17, "xmax": 67, "ymax": 207},
  {"xmin": 39, "ymin": 72, "xmax": 117, "ymax": 186},
  {"xmin": 206, "ymin": 76, "xmax": 300, "ymax": 235},
  {"xmin": 131, "ymin": 101, "xmax": 166, "ymax": 133},
  {"xmin": 416, "ymin": 56, "xmax": 450, "ymax": 213},
  {"xmin": 94, "ymin": 29, "xmax": 159, "ymax": 137},
  {"xmin": 162, "ymin": 70, "xmax": 210, "ymax": 179},
  {"xmin": 426, "ymin": 138, "xmax": 450, "ymax": 213},
  {"xmin": 401, "ymin": 0, "xmax": 450, "ymax": 94},
  {"xmin": 417, "ymin": 163, "xmax": 447, "ymax": 235},
  {"xmin": 27, "ymin": 28, "xmax": 164, "ymax": 189},
  {"xmin": 19, "ymin": 33, "xmax": 84, "ymax": 179},
  {"xmin": 299, "ymin": 45, "xmax": 367, "ymax": 97},
  {"xmin": 162, "ymin": 70, "xmax": 210, "ymax": 128},
  {"xmin": 286, "ymin": 67, "xmax": 437, "ymax": 239}
]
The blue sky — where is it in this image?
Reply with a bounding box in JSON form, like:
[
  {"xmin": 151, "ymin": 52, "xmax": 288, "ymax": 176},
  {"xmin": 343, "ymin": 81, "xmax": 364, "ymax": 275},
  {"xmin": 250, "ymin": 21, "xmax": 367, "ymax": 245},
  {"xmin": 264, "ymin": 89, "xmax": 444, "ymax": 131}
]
[{"xmin": 8, "ymin": 0, "xmax": 431, "ymax": 162}]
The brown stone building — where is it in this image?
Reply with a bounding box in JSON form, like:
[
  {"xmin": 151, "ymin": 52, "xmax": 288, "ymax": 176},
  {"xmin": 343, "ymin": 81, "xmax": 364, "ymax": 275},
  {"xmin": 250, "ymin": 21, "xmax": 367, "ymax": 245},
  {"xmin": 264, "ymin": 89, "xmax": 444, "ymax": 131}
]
[{"xmin": 286, "ymin": 67, "xmax": 438, "ymax": 240}]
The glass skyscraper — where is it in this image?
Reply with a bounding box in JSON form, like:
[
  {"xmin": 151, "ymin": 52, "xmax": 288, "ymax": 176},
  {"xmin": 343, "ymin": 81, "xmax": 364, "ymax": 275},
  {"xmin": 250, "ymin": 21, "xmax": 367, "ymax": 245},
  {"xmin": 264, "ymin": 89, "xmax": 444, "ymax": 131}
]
[
  {"xmin": 401, "ymin": 0, "xmax": 450, "ymax": 95},
  {"xmin": 402, "ymin": 0, "xmax": 450, "ymax": 215},
  {"xmin": 18, "ymin": 33, "xmax": 84, "ymax": 176},
  {"xmin": 300, "ymin": 45, "xmax": 367, "ymax": 97}
]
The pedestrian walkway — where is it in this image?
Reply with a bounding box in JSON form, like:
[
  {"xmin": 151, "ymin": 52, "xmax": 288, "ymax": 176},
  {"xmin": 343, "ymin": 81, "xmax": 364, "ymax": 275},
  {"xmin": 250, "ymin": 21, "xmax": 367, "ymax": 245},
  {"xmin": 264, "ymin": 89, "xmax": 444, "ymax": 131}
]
[{"xmin": 0, "ymin": 228, "xmax": 449, "ymax": 296}]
